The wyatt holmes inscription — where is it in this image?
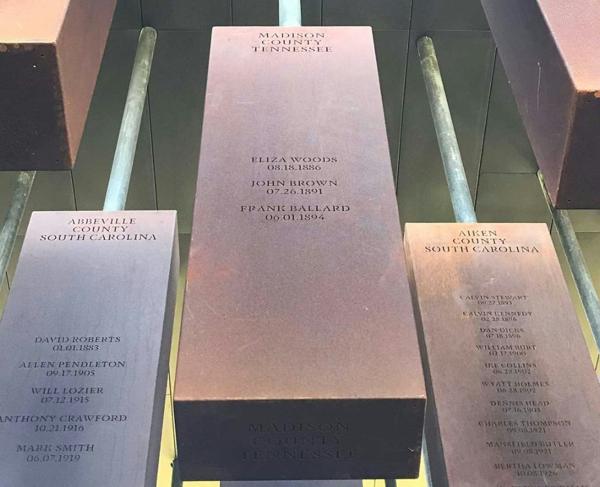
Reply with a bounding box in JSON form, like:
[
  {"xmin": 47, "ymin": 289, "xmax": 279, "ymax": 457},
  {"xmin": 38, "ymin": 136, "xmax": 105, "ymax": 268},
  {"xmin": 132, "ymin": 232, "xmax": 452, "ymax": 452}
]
[
  {"xmin": 405, "ymin": 223, "xmax": 600, "ymax": 486},
  {"xmin": 252, "ymin": 32, "xmax": 333, "ymax": 53},
  {"xmin": 175, "ymin": 26, "xmax": 425, "ymax": 481},
  {"xmin": 0, "ymin": 211, "xmax": 178, "ymax": 487}
]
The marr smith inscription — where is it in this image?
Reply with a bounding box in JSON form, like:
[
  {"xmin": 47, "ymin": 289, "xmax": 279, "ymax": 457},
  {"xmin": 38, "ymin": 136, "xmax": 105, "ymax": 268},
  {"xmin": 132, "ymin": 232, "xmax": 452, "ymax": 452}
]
[
  {"xmin": 404, "ymin": 223, "xmax": 600, "ymax": 486},
  {"xmin": 174, "ymin": 27, "xmax": 425, "ymax": 481},
  {"xmin": 0, "ymin": 211, "xmax": 179, "ymax": 487}
]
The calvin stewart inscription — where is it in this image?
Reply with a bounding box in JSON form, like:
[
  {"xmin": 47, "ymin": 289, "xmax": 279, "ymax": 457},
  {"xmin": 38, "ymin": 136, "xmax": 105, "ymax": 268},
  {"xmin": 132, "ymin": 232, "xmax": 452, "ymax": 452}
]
[
  {"xmin": 242, "ymin": 155, "xmax": 351, "ymax": 223},
  {"xmin": 252, "ymin": 32, "xmax": 333, "ymax": 53},
  {"xmin": 39, "ymin": 217, "xmax": 157, "ymax": 242},
  {"xmin": 242, "ymin": 422, "xmax": 353, "ymax": 462}
]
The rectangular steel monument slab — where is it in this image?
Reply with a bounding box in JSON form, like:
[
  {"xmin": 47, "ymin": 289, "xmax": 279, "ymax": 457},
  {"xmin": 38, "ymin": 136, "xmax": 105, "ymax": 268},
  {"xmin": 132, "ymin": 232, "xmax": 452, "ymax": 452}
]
[
  {"xmin": 0, "ymin": 0, "xmax": 117, "ymax": 170},
  {"xmin": 482, "ymin": 0, "xmax": 600, "ymax": 208},
  {"xmin": 174, "ymin": 27, "xmax": 426, "ymax": 481},
  {"xmin": 0, "ymin": 211, "xmax": 179, "ymax": 486},
  {"xmin": 405, "ymin": 223, "xmax": 600, "ymax": 486}
]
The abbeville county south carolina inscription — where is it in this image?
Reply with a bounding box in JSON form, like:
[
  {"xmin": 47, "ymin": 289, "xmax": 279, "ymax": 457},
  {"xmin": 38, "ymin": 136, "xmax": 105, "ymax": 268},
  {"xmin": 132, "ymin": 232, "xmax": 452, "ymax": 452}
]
[
  {"xmin": 404, "ymin": 223, "xmax": 600, "ymax": 486},
  {"xmin": 0, "ymin": 211, "xmax": 179, "ymax": 487},
  {"xmin": 174, "ymin": 27, "xmax": 426, "ymax": 481}
]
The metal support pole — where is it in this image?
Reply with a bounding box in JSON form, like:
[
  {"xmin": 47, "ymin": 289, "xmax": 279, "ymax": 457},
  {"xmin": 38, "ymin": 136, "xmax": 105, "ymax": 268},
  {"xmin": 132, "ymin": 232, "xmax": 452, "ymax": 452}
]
[
  {"xmin": 170, "ymin": 458, "xmax": 182, "ymax": 487},
  {"xmin": 100, "ymin": 26, "xmax": 181, "ymax": 486},
  {"xmin": 417, "ymin": 36, "xmax": 477, "ymax": 223},
  {"xmin": 538, "ymin": 173, "xmax": 600, "ymax": 353},
  {"xmin": 279, "ymin": 0, "xmax": 302, "ymax": 27},
  {"xmin": 416, "ymin": 34, "xmax": 472, "ymax": 487},
  {"xmin": 555, "ymin": 210, "xmax": 600, "ymax": 345},
  {"xmin": 103, "ymin": 27, "xmax": 157, "ymax": 211},
  {"xmin": 0, "ymin": 172, "xmax": 35, "ymax": 283}
]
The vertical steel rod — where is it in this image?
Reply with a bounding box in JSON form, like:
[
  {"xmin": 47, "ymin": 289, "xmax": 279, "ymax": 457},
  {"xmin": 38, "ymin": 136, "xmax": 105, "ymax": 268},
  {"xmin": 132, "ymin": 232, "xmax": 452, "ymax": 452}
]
[
  {"xmin": 103, "ymin": 27, "xmax": 157, "ymax": 211},
  {"xmin": 538, "ymin": 173, "xmax": 600, "ymax": 353},
  {"xmin": 0, "ymin": 172, "xmax": 35, "ymax": 284},
  {"xmin": 101, "ymin": 26, "xmax": 179, "ymax": 486},
  {"xmin": 279, "ymin": 0, "xmax": 302, "ymax": 27},
  {"xmin": 417, "ymin": 36, "xmax": 477, "ymax": 223},
  {"xmin": 555, "ymin": 210, "xmax": 600, "ymax": 346},
  {"xmin": 415, "ymin": 35, "xmax": 467, "ymax": 487}
]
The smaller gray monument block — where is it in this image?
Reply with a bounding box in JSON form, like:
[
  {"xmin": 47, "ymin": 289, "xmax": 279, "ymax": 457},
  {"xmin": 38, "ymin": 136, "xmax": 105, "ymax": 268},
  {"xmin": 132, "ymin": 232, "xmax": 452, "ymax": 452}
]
[{"xmin": 0, "ymin": 211, "xmax": 179, "ymax": 487}]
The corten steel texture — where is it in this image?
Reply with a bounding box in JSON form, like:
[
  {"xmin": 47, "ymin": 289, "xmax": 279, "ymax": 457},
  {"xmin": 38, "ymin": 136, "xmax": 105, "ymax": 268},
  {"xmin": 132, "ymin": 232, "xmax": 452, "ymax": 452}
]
[
  {"xmin": 405, "ymin": 223, "xmax": 600, "ymax": 486},
  {"xmin": 0, "ymin": 211, "xmax": 179, "ymax": 487},
  {"xmin": 0, "ymin": 0, "xmax": 117, "ymax": 170},
  {"xmin": 481, "ymin": 0, "xmax": 600, "ymax": 209},
  {"xmin": 174, "ymin": 27, "xmax": 426, "ymax": 481}
]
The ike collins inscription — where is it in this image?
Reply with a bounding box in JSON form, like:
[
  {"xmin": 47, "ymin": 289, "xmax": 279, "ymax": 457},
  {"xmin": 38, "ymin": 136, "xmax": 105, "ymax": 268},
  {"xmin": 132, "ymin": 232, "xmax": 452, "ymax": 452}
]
[
  {"xmin": 174, "ymin": 27, "xmax": 425, "ymax": 481},
  {"xmin": 404, "ymin": 223, "xmax": 600, "ymax": 486},
  {"xmin": 0, "ymin": 211, "xmax": 179, "ymax": 487}
]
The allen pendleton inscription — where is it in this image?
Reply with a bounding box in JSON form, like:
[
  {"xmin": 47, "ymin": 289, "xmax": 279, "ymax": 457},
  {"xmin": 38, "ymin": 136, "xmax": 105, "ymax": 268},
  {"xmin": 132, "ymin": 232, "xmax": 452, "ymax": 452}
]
[
  {"xmin": 174, "ymin": 27, "xmax": 426, "ymax": 481},
  {"xmin": 404, "ymin": 223, "xmax": 600, "ymax": 486},
  {"xmin": 0, "ymin": 211, "xmax": 179, "ymax": 487}
]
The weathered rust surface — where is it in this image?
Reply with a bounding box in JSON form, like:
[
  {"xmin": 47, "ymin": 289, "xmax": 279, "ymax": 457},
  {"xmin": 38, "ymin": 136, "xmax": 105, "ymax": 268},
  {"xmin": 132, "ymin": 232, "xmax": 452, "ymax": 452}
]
[
  {"xmin": 481, "ymin": 0, "xmax": 600, "ymax": 208},
  {"xmin": 0, "ymin": 0, "xmax": 117, "ymax": 170},
  {"xmin": 0, "ymin": 211, "xmax": 179, "ymax": 486},
  {"xmin": 405, "ymin": 222, "xmax": 600, "ymax": 486},
  {"xmin": 174, "ymin": 26, "xmax": 425, "ymax": 481}
]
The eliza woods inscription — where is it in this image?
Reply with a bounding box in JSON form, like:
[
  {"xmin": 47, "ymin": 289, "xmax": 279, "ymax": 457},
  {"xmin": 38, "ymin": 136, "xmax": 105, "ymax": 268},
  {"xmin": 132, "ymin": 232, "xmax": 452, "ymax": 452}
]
[
  {"xmin": 405, "ymin": 223, "xmax": 600, "ymax": 486},
  {"xmin": 175, "ymin": 27, "xmax": 425, "ymax": 481},
  {"xmin": 0, "ymin": 211, "xmax": 178, "ymax": 487}
]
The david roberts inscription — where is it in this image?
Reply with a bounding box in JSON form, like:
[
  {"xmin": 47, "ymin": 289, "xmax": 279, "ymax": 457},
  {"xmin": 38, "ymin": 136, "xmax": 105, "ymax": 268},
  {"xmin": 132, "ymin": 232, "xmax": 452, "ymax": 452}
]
[
  {"xmin": 405, "ymin": 223, "xmax": 600, "ymax": 486},
  {"xmin": 0, "ymin": 211, "xmax": 179, "ymax": 487},
  {"xmin": 174, "ymin": 27, "xmax": 425, "ymax": 481}
]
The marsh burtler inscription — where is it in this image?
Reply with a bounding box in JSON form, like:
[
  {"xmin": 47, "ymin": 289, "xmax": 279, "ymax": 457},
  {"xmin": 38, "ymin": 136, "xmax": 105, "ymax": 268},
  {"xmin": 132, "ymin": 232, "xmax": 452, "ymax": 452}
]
[
  {"xmin": 405, "ymin": 223, "xmax": 600, "ymax": 486},
  {"xmin": 0, "ymin": 211, "xmax": 178, "ymax": 487},
  {"xmin": 174, "ymin": 27, "xmax": 426, "ymax": 481}
]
